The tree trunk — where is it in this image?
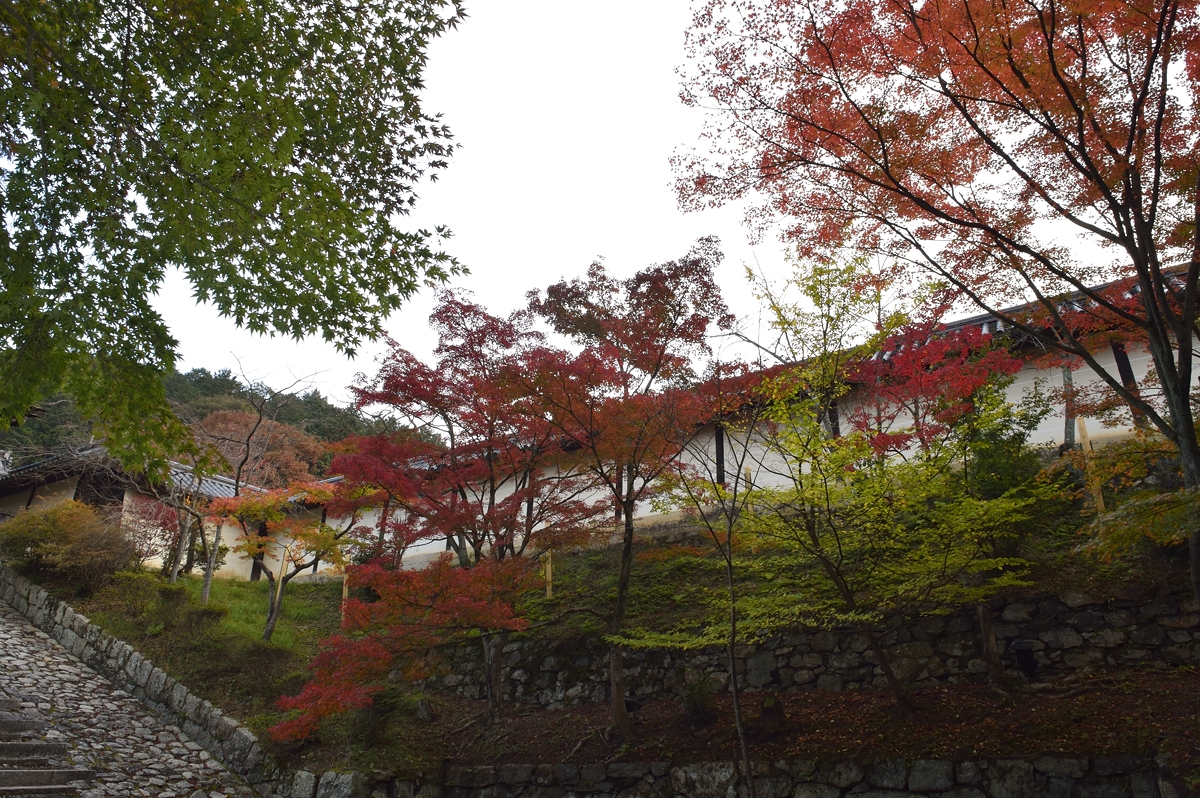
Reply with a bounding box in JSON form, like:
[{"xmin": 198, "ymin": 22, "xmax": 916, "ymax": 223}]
[
  {"xmin": 863, "ymin": 627, "xmax": 912, "ymax": 712},
  {"xmin": 725, "ymin": 545, "xmax": 756, "ymax": 798},
  {"xmin": 1161, "ymin": 383, "xmax": 1200, "ymax": 608},
  {"xmin": 482, "ymin": 631, "xmax": 508, "ymax": 724},
  {"xmin": 167, "ymin": 513, "xmax": 192, "ymax": 584},
  {"xmin": 183, "ymin": 521, "xmax": 200, "ymax": 574},
  {"xmin": 977, "ymin": 604, "xmax": 1006, "ymax": 682},
  {"xmin": 263, "ymin": 574, "xmax": 286, "ymax": 641},
  {"xmin": 201, "ymin": 525, "xmax": 222, "ymax": 604},
  {"xmin": 608, "ymin": 491, "xmax": 637, "ymax": 741}
]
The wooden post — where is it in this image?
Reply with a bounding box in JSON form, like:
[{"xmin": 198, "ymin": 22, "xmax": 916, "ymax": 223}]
[
  {"xmin": 1076, "ymin": 417, "xmax": 1106, "ymax": 513},
  {"xmin": 545, "ymin": 550, "xmax": 553, "ymax": 599},
  {"xmin": 340, "ymin": 569, "xmax": 349, "ymax": 623}
]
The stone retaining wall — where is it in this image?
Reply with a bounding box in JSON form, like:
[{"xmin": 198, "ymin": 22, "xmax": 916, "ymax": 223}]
[
  {"xmin": 275, "ymin": 754, "xmax": 1188, "ymax": 798},
  {"xmin": 425, "ymin": 585, "xmax": 1200, "ymax": 707},
  {"xmin": 0, "ymin": 564, "xmax": 285, "ymax": 795}
]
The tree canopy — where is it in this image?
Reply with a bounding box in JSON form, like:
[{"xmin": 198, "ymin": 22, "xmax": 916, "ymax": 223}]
[
  {"xmin": 679, "ymin": 0, "xmax": 1200, "ymax": 601},
  {"xmin": 1, "ymin": 0, "xmax": 465, "ymax": 471}
]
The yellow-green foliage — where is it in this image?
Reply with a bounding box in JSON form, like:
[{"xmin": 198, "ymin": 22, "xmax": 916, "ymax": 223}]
[{"xmin": 0, "ymin": 500, "xmax": 136, "ymax": 593}]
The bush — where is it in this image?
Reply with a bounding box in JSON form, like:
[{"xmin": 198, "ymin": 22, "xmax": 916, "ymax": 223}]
[{"xmin": 0, "ymin": 500, "xmax": 137, "ymax": 594}]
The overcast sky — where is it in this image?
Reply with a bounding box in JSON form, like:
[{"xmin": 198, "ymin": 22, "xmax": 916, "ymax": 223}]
[{"xmin": 153, "ymin": 1, "xmax": 784, "ymax": 404}]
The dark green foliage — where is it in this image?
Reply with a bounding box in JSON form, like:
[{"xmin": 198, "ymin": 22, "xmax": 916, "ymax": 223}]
[
  {"xmin": 1, "ymin": 0, "xmax": 465, "ymax": 470},
  {"xmin": 167, "ymin": 368, "xmax": 376, "ymax": 443},
  {"xmin": 0, "ymin": 395, "xmax": 92, "ymax": 467},
  {"xmin": 676, "ymin": 673, "xmax": 718, "ymax": 727}
]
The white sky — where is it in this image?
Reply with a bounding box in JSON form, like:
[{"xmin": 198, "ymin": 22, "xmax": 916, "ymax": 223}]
[{"xmin": 154, "ymin": 1, "xmax": 781, "ymax": 405}]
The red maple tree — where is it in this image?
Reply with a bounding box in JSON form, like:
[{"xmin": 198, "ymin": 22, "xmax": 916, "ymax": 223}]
[
  {"xmin": 272, "ymin": 293, "xmax": 607, "ymax": 735},
  {"xmin": 846, "ymin": 322, "xmax": 1025, "ymax": 454},
  {"xmin": 518, "ymin": 238, "xmax": 734, "ymax": 739},
  {"xmin": 680, "ymin": 0, "xmax": 1200, "ymax": 599}
]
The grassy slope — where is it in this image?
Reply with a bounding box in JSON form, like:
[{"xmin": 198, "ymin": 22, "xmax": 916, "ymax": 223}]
[{"xmin": 76, "ymin": 573, "xmax": 343, "ymax": 737}]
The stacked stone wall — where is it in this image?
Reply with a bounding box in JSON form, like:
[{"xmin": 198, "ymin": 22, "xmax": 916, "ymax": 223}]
[{"xmin": 425, "ymin": 586, "xmax": 1200, "ymax": 707}]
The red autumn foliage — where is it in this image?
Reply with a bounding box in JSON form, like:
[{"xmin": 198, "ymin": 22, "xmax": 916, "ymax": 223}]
[
  {"xmin": 518, "ymin": 238, "xmax": 733, "ymax": 739},
  {"xmin": 271, "ymin": 556, "xmax": 538, "ymax": 741},
  {"xmin": 342, "ymin": 291, "xmax": 606, "ymax": 566},
  {"xmin": 846, "ymin": 323, "xmax": 1024, "ymax": 453}
]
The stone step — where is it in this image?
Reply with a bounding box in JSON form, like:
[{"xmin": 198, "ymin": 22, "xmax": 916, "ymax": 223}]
[
  {"xmin": 0, "ymin": 759, "xmax": 50, "ymax": 768},
  {"xmin": 0, "ymin": 722, "xmax": 46, "ymax": 742},
  {"xmin": 0, "ymin": 770, "xmax": 93, "ymax": 788},
  {"xmin": 0, "ymin": 744, "xmax": 67, "ymax": 764}
]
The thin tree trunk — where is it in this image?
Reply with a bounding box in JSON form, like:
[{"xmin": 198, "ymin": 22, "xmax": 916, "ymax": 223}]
[
  {"xmin": 184, "ymin": 521, "xmax": 200, "ymax": 574},
  {"xmin": 863, "ymin": 627, "xmax": 912, "ymax": 712},
  {"xmin": 609, "ymin": 491, "xmax": 637, "ymax": 741},
  {"xmin": 977, "ymin": 604, "xmax": 1006, "ymax": 682},
  {"xmin": 263, "ymin": 573, "xmax": 286, "ymax": 641},
  {"xmin": 201, "ymin": 525, "xmax": 222, "ymax": 604},
  {"xmin": 167, "ymin": 512, "xmax": 194, "ymax": 584},
  {"xmin": 725, "ymin": 541, "xmax": 756, "ymax": 798},
  {"xmin": 482, "ymin": 631, "xmax": 508, "ymax": 724}
]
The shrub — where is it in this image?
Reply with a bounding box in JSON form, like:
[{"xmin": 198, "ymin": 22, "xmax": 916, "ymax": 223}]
[
  {"xmin": 676, "ymin": 674, "xmax": 718, "ymax": 727},
  {"xmin": 0, "ymin": 500, "xmax": 137, "ymax": 593}
]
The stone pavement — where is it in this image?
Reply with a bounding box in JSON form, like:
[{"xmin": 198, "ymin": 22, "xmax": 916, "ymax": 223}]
[{"xmin": 0, "ymin": 601, "xmax": 257, "ymax": 798}]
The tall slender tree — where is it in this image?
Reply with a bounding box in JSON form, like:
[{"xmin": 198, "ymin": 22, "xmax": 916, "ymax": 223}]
[{"xmin": 520, "ymin": 237, "xmax": 734, "ymax": 740}]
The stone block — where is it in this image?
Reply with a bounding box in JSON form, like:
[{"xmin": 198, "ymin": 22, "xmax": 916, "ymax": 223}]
[
  {"xmin": 579, "ymin": 764, "xmax": 606, "ymax": 783},
  {"xmin": 1063, "ymin": 647, "xmax": 1104, "ymax": 668},
  {"xmin": 1061, "ymin": 589, "xmax": 1099, "ymax": 607},
  {"xmin": 1130, "ymin": 625, "xmax": 1166, "ymax": 646},
  {"xmin": 747, "ymin": 651, "xmax": 777, "ymax": 687},
  {"xmin": 670, "ymin": 762, "xmax": 736, "ymax": 798},
  {"xmin": 1157, "ymin": 614, "xmax": 1199, "ymax": 629},
  {"xmin": 815, "ymin": 674, "xmax": 843, "ymax": 692},
  {"xmin": 467, "ymin": 766, "xmax": 495, "ymax": 787},
  {"xmin": 1086, "ymin": 629, "xmax": 1127, "ymax": 648},
  {"xmin": 292, "ymin": 771, "xmax": 317, "ymax": 798},
  {"xmin": 1093, "ymin": 755, "xmax": 1142, "ymax": 776},
  {"xmin": 827, "ymin": 651, "xmax": 863, "ymax": 669},
  {"xmin": 867, "ymin": 759, "xmax": 907, "ymax": 789},
  {"xmin": 1040, "ymin": 629, "xmax": 1084, "ymax": 649},
  {"xmin": 818, "ymin": 760, "xmax": 863, "ymax": 788},
  {"xmin": 1003, "ymin": 604, "xmax": 1041, "ymax": 624},
  {"xmin": 907, "ymin": 760, "xmax": 954, "ymax": 792},
  {"xmin": 754, "ymin": 776, "xmax": 791, "ymax": 798},
  {"xmin": 791, "ymin": 785, "xmax": 840, "ymax": 798},
  {"xmin": 1077, "ymin": 783, "xmax": 1131, "ymax": 798},
  {"xmin": 1034, "ymin": 756, "xmax": 1087, "ymax": 779},
  {"xmin": 552, "ymin": 763, "xmax": 578, "ymax": 784},
  {"xmin": 955, "ymin": 761, "xmax": 983, "ymax": 785},
  {"xmin": 987, "ymin": 759, "xmax": 1035, "ymax": 798},
  {"xmin": 147, "ymin": 667, "xmax": 168, "ymax": 698},
  {"xmin": 1130, "ymin": 771, "xmax": 1158, "ymax": 798},
  {"xmin": 315, "ymin": 771, "xmax": 367, "ymax": 798},
  {"xmin": 498, "ymin": 764, "xmax": 533, "ymax": 784}
]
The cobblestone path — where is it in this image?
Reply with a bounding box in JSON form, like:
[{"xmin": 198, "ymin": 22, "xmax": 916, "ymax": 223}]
[{"xmin": 0, "ymin": 602, "xmax": 257, "ymax": 798}]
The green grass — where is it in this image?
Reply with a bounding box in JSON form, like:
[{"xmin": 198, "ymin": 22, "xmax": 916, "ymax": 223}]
[{"xmin": 76, "ymin": 571, "xmax": 343, "ymax": 736}]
